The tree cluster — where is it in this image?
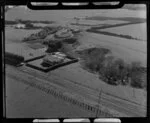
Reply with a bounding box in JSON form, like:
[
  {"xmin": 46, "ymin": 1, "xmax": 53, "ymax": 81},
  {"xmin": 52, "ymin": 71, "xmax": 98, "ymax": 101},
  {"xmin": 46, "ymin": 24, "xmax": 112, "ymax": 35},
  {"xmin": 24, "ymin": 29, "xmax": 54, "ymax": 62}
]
[{"xmin": 78, "ymin": 48, "xmax": 146, "ymax": 89}]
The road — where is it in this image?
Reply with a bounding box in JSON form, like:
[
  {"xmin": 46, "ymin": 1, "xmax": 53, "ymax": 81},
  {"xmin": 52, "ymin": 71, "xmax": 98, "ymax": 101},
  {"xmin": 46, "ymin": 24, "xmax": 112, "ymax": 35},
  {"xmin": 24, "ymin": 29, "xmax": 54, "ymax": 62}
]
[{"xmin": 5, "ymin": 64, "xmax": 146, "ymax": 117}]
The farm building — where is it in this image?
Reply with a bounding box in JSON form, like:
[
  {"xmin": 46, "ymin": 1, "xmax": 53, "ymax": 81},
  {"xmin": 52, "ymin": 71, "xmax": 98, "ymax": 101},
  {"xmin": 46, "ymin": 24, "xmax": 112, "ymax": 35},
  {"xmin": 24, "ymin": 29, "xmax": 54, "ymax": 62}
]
[
  {"xmin": 42, "ymin": 52, "xmax": 66, "ymax": 66},
  {"xmin": 14, "ymin": 23, "xmax": 25, "ymax": 29}
]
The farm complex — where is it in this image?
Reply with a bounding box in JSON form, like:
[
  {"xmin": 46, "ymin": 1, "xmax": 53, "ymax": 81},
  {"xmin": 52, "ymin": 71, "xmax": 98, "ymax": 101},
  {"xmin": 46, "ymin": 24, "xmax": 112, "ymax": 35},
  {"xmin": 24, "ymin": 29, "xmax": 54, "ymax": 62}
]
[{"xmin": 5, "ymin": 5, "xmax": 147, "ymax": 117}]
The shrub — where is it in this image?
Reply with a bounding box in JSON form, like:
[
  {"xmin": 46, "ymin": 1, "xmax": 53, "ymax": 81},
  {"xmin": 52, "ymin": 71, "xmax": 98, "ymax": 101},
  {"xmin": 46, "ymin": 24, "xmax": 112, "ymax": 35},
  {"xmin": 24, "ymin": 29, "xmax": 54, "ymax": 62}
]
[
  {"xmin": 25, "ymin": 23, "xmax": 34, "ymax": 28},
  {"xmin": 5, "ymin": 20, "xmax": 18, "ymax": 25},
  {"xmin": 62, "ymin": 38, "xmax": 77, "ymax": 44}
]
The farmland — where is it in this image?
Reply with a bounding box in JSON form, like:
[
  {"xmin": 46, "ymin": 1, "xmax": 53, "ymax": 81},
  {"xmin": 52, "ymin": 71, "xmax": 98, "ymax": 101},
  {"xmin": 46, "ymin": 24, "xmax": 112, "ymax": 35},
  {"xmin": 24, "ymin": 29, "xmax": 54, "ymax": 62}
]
[
  {"xmin": 6, "ymin": 72, "xmax": 95, "ymax": 118},
  {"xmin": 5, "ymin": 5, "xmax": 147, "ymax": 117},
  {"xmin": 100, "ymin": 23, "xmax": 147, "ymax": 41}
]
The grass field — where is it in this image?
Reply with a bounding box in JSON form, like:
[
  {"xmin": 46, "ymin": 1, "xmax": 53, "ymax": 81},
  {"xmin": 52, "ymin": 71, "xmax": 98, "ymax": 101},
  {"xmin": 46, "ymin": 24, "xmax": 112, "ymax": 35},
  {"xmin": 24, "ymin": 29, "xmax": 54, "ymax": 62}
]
[
  {"xmin": 5, "ymin": 27, "xmax": 42, "ymax": 44},
  {"xmin": 76, "ymin": 32, "xmax": 146, "ymax": 67},
  {"xmin": 101, "ymin": 23, "xmax": 146, "ymax": 41},
  {"xmin": 6, "ymin": 76, "xmax": 95, "ymax": 118},
  {"xmin": 71, "ymin": 19, "xmax": 129, "ymax": 26},
  {"xmin": 5, "ymin": 43, "xmax": 47, "ymax": 60}
]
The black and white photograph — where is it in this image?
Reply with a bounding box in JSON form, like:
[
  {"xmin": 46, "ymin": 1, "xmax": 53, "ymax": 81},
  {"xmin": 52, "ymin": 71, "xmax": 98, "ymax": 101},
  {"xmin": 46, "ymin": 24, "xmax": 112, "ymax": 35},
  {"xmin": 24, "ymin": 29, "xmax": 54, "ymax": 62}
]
[{"xmin": 4, "ymin": 3, "xmax": 147, "ymax": 118}]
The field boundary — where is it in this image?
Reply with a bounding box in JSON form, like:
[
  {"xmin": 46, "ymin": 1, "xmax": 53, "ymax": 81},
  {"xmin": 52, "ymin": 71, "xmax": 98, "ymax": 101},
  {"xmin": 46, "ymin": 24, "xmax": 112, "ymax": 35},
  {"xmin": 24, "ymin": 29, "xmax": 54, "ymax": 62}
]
[
  {"xmin": 87, "ymin": 30, "xmax": 145, "ymax": 41},
  {"xmin": 87, "ymin": 22, "xmax": 145, "ymax": 31}
]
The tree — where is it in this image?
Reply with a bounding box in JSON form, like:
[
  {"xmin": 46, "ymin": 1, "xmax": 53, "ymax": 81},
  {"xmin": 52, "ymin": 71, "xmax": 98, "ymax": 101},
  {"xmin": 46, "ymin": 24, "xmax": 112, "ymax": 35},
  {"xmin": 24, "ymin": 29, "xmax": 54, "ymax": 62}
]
[
  {"xmin": 130, "ymin": 62, "xmax": 145, "ymax": 88},
  {"xmin": 100, "ymin": 58, "xmax": 129, "ymax": 85},
  {"xmin": 46, "ymin": 41, "xmax": 62, "ymax": 53},
  {"xmin": 113, "ymin": 59, "xmax": 129, "ymax": 85}
]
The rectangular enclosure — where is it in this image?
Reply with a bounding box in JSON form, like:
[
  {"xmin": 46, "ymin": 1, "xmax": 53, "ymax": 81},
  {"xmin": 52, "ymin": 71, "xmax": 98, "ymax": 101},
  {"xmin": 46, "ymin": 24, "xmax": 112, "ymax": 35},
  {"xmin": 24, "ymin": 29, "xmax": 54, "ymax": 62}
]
[{"xmin": 26, "ymin": 53, "xmax": 78, "ymax": 72}]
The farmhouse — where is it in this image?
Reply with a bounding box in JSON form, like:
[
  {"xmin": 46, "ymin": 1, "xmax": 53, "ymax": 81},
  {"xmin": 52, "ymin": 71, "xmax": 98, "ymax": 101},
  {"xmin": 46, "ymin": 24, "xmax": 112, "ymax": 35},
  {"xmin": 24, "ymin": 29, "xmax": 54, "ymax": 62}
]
[
  {"xmin": 42, "ymin": 52, "xmax": 66, "ymax": 66},
  {"xmin": 55, "ymin": 28, "xmax": 73, "ymax": 39},
  {"xmin": 14, "ymin": 23, "xmax": 25, "ymax": 29}
]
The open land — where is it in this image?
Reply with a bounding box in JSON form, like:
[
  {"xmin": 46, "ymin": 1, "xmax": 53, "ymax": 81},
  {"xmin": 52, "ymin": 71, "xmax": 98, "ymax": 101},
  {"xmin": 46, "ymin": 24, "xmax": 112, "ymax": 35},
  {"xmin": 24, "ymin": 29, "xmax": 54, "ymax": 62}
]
[
  {"xmin": 6, "ymin": 70, "xmax": 95, "ymax": 118},
  {"xmin": 100, "ymin": 23, "xmax": 146, "ymax": 41},
  {"xmin": 5, "ymin": 5, "xmax": 147, "ymax": 117}
]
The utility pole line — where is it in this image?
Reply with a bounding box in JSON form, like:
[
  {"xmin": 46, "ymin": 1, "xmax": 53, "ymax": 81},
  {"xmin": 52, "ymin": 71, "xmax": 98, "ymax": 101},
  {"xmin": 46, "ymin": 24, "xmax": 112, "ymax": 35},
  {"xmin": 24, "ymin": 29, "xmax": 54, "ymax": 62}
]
[{"xmin": 96, "ymin": 89, "xmax": 102, "ymax": 117}]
